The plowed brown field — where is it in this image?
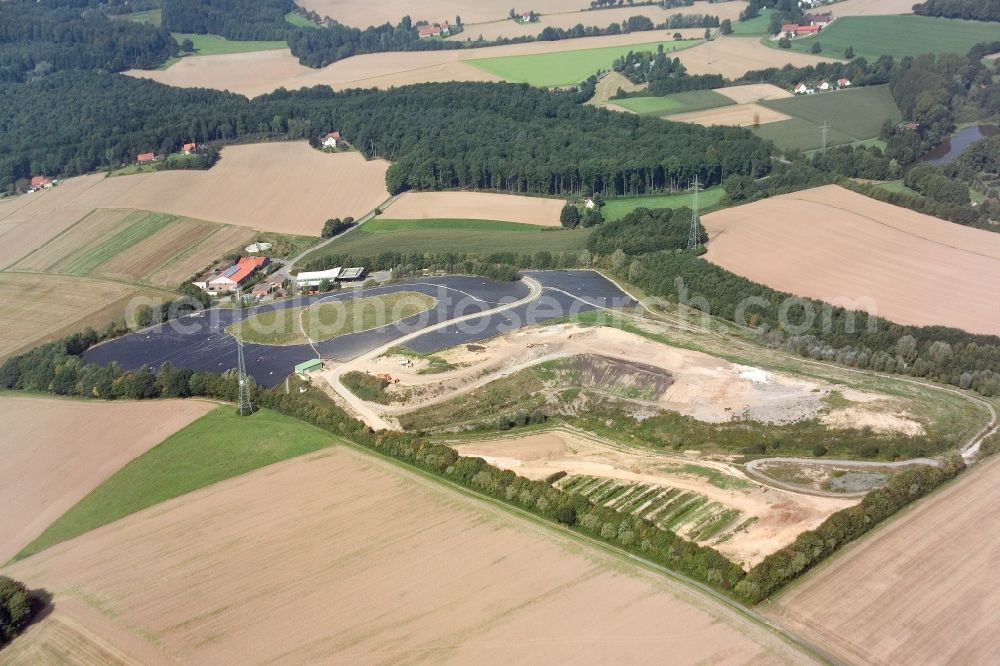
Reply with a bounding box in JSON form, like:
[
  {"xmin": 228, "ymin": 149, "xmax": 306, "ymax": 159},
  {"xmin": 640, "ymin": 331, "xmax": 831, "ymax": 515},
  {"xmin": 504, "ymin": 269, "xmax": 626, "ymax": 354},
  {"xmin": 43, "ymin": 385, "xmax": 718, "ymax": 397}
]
[
  {"xmin": 715, "ymin": 83, "xmax": 793, "ymax": 104},
  {"xmin": 667, "ymin": 103, "xmax": 790, "ymax": 127},
  {"xmin": 701, "ymin": 185, "xmax": 1000, "ymax": 335},
  {"xmin": 676, "ymin": 36, "xmax": 834, "ymax": 78},
  {"xmin": 765, "ymin": 455, "xmax": 1000, "ymax": 665},
  {"xmin": 386, "ymin": 191, "xmax": 564, "ymax": 225},
  {"xmin": 1, "ymin": 447, "xmax": 814, "ymax": 664},
  {"xmin": 0, "ymin": 395, "xmax": 215, "ymax": 563},
  {"xmin": 827, "ymin": 0, "xmax": 914, "ymax": 15}
]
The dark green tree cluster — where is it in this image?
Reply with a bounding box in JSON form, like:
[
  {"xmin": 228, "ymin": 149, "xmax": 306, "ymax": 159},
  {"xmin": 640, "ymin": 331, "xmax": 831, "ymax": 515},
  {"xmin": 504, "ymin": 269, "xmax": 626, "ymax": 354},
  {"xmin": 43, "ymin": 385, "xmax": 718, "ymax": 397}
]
[
  {"xmin": 903, "ymin": 163, "xmax": 972, "ymax": 205},
  {"xmin": 303, "ymin": 248, "xmax": 589, "ymax": 278},
  {"xmin": 737, "ymin": 457, "xmax": 965, "ymax": 602},
  {"xmin": 0, "ymin": 576, "xmax": 34, "ymax": 647},
  {"xmin": 621, "ymin": 252, "xmax": 1000, "ymax": 396},
  {"xmin": 913, "ymin": 0, "xmax": 1000, "ymax": 22},
  {"xmin": 841, "ymin": 179, "xmax": 994, "ymax": 230},
  {"xmin": 588, "ymin": 206, "xmax": 702, "ymax": 255},
  {"xmin": 947, "ymin": 135, "xmax": 1000, "ymax": 200},
  {"xmin": 321, "ymin": 217, "xmax": 355, "ymax": 238},
  {"xmin": 162, "ymin": 0, "xmax": 294, "ymax": 41},
  {"xmin": 0, "ymin": 74, "xmax": 772, "ymax": 195},
  {"xmin": 0, "ymin": 0, "xmax": 176, "ymax": 82}
]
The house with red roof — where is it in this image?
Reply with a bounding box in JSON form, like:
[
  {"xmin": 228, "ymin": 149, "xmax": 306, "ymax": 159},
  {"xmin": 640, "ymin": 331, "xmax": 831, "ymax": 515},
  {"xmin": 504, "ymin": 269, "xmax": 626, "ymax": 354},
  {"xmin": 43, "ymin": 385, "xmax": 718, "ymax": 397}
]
[
  {"xmin": 418, "ymin": 21, "xmax": 449, "ymax": 38},
  {"xmin": 780, "ymin": 23, "xmax": 821, "ymax": 38},
  {"xmin": 137, "ymin": 152, "xmax": 156, "ymax": 164},
  {"xmin": 195, "ymin": 256, "xmax": 270, "ymax": 293},
  {"xmin": 837, "ymin": 78, "xmax": 851, "ymax": 88},
  {"xmin": 30, "ymin": 176, "xmax": 53, "ymax": 190},
  {"xmin": 321, "ymin": 131, "xmax": 341, "ymax": 148},
  {"xmin": 804, "ymin": 12, "xmax": 832, "ymax": 26},
  {"xmin": 182, "ymin": 142, "xmax": 198, "ymax": 155}
]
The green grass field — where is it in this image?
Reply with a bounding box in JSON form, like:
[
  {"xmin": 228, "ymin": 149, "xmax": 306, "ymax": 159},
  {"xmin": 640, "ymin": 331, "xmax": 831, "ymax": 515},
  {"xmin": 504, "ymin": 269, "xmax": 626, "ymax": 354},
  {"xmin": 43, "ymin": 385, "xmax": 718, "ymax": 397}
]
[
  {"xmin": 467, "ymin": 39, "xmax": 700, "ymax": 87},
  {"xmin": 784, "ymin": 16, "xmax": 1000, "ymax": 61},
  {"xmin": 17, "ymin": 407, "xmax": 337, "ymax": 559},
  {"xmin": 612, "ymin": 89, "xmax": 734, "ymax": 116},
  {"xmin": 873, "ymin": 179, "xmax": 919, "ymax": 196},
  {"xmin": 310, "ymin": 218, "xmax": 591, "ymax": 259},
  {"xmin": 601, "ymin": 187, "xmax": 726, "ymax": 222},
  {"xmin": 285, "ymin": 11, "xmax": 319, "ymax": 28},
  {"xmin": 171, "ymin": 33, "xmax": 288, "ymax": 56},
  {"xmin": 229, "ymin": 291, "xmax": 438, "ymax": 345},
  {"xmin": 730, "ymin": 9, "xmax": 774, "ymax": 36},
  {"xmin": 117, "ymin": 8, "xmax": 161, "ymax": 26},
  {"xmin": 752, "ymin": 85, "xmax": 902, "ymax": 152}
]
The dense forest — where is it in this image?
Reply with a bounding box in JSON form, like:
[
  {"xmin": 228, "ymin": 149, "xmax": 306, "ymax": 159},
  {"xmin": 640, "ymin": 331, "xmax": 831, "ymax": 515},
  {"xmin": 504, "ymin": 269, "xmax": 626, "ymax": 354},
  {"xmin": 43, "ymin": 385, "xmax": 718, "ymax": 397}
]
[
  {"xmin": 0, "ymin": 74, "xmax": 772, "ymax": 195},
  {"xmin": 588, "ymin": 207, "xmax": 703, "ymax": 255},
  {"xmin": 913, "ymin": 0, "xmax": 1000, "ymax": 22},
  {"xmin": 162, "ymin": 0, "xmax": 294, "ymax": 40},
  {"xmin": 0, "ymin": 0, "xmax": 176, "ymax": 83}
]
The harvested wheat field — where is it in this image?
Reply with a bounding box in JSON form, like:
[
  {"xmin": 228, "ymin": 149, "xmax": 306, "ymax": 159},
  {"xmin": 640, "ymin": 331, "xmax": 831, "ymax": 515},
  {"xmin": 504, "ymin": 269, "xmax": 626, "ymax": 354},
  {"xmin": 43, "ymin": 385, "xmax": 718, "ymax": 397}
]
[
  {"xmin": 0, "ymin": 447, "xmax": 813, "ymax": 664},
  {"xmin": 0, "ymin": 274, "xmax": 167, "ymax": 360},
  {"xmin": 676, "ymin": 37, "xmax": 834, "ymax": 78},
  {"xmin": 715, "ymin": 83, "xmax": 793, "ymax": 104},
  {"xmin": 765, "ymin": 455, "xmax": 1000, "ymax": 665},
  {"xmin": 107, "ymin": 144, "xmax": 390, "ymax": 236},
  {"xmin": 452, "ymin": 428, "xmax": 855, "ymax": 566},
  {"xmin": 827, "ymin": 0, "xmax": 915, "ymax": 16},
  {"xmin": 701, "ymin": 185, "xmax": 1000, "ymax": 335},
  {"xmin": 0, "ymin": 395, "xmax": 215, "ymax": 564},
  {"xmin": 667, "ymin": 103, "xmax": 791, "ymax": 127},
  {"xmin": 589, "ymin": 70, "xmax": 645, "ymax": 108},
  {"xmin": 386, "ymin": 192, "xmax": 564, "ymax": 226},
  {"xmin": 129, "ymin": 31, "xmax": 713, "ymax": 96}
]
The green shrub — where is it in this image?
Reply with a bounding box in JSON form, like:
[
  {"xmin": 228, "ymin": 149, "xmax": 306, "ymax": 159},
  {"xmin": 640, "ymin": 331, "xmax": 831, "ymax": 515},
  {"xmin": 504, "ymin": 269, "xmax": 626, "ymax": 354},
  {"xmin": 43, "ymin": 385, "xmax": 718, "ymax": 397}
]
[{"xmin": 0, "ymin": 576, "xmax": 33, "ymax": 646}]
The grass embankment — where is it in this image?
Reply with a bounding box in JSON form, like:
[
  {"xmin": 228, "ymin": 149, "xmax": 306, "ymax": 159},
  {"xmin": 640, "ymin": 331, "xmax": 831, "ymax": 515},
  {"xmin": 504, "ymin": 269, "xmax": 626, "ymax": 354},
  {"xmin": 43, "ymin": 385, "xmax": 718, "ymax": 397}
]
[
  {"xmin": 613, "ymin": 89, "xmax": 734, "ymax": 116},
  {"xmin": 779, "ymin": 15, "xmax": 999, "ymax": 61},
  {"xmin": 285, "ymin": 12, "xmax": 319, "ymax": 28},
  {"xmin": 229, "ymin": 291, "xmax": 437, "ymax": 345},
  {"xmin": 159, "ymin": 32, "xmax": 288, "ymax": 68},
  {"xmin": 314, "ymin": 218, "xmax": 590, "ymax": 257},
  {"xmin": 467, "ymin": 39, "xmax": 701, "ymax": 87},
  {"xmin": 116, "ymin": 8, "xmax": 161, "ymax": 26},
  {"xmin": 602, "ymin": 186, "xmax": 725, "ymax": 221},
  {"xmin": 751, "ymin": 85, "xmax": 902, "ymax": 152},
  {"xmin": 17, "ymin": 407, "xmax": 336, "ymax": 559},
  {"xmin": 730, "ymin": 10, "xmax": 774, "ymax": 36},
  {"xmin": 341, "ymin": 371, "xmax": 395, "ymax": 404}
]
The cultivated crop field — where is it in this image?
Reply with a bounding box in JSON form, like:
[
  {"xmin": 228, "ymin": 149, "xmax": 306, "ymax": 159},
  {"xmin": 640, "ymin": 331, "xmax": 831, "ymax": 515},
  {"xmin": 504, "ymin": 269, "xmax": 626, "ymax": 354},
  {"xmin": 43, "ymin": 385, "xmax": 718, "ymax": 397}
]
[
  {"xmin": 313, "ymin": 218, "xmax": 591, "ymax": 257},
  {"xmin": 387, "ymin": 191, "xmax": 565, "ymax": 226},
  {"xmin": 784, "ymin": 16, "xmax": 999, "ymax": 61},
  {"xmin": 765, "ymin": 455, "xmax": 1000, "ymax": 664},
  {"xmin": 467, "ymin": 38, "xmax": 700, "ymax": 87},
  {"xmin": 0, "ymin": 395, "xmax": 215, "ymax": 564},
  {"xmin": 12, "ymin": 209, "xmax": 255, "ymax": 288},
  {"xmin": 0, "ymin": 273, "xmax": 170, "ymax": 360},
  {"xmin": 751, "ymin": 86, "xmax": 902, "ymax": 151},
  {"xmin": 229, "ymin": 291, "xmax": 438, "ymax": 345},
  {"xmin": 670, "ymin": 103, "xmax": 791, "ymax": 128},
  {"xmin": 170, "ymin": 33, "xmax": 286, "ymax": 57},
  {"xmin": 701, "ymin": 185, "xmax": 1000, "ymax": 335},
  {"xmin": 0, "ymin": 447, "xmax": 813, "ymax": 663}
]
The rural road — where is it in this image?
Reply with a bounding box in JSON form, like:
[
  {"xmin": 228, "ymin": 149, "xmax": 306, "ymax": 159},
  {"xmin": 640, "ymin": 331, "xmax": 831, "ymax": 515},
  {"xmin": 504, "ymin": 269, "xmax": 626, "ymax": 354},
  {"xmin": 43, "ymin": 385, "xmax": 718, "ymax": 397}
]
[{"xmin": 325, "ymin": 276, "xmax": 544, "ymax": 430}]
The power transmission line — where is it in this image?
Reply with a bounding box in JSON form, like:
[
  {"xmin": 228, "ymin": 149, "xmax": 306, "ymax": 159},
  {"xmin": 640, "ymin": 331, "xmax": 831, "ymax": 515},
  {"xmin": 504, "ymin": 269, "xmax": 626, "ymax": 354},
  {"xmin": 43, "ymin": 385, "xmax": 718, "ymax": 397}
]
[
  {"xmin": 687, "ymin": 175, "xmax": 703, "ymax": 251},
  {"xmin": 820, "ymin": 121, "xmax": 830, "ymax": 153},
  {"xmin": 235, "ymin": 287, "xmax": 252, "ymax": 416}
]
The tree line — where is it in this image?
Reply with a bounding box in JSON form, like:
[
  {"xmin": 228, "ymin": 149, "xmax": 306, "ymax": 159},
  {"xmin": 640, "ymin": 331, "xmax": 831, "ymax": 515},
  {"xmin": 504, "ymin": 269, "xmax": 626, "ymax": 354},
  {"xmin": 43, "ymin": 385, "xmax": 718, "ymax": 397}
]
[
  {"xmin": 163, "ymin": 0, "xmax": 294, "ymax": 41},
  {"xmin": 0, "ymin": 73, "xmax": 773, "ymax": 195},
  {"xmin": 913, "ymin": 0, "xmax": 1000, "ymax": 22}
]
